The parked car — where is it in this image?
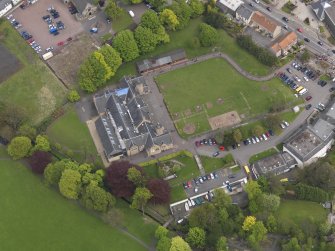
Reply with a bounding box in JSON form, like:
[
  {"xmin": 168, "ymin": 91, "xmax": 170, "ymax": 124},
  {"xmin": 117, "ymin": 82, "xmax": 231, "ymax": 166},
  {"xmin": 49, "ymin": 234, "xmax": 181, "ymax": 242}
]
[
  {"xmin": 187, "ymin": 181, "xmax": 192, "ymax": 188},
  {"xmin": 212, "ymin": 151, "xmax": 220, "ymax": 157},
  {"xmin": 305, "ymin": 104, "xmax": 312, "ymax": 110},
  {"xmin": 283, "ymin": 121, "xmax": 289, "ymax": 127},
  {"xmin": 305, "ymin": 96, "xmax": 312, "ymax": 101},
  {"xmin": 304, "ymin": 37, "xmax": 310, "ymax": 42},
  {"xmin": 297, "ymin": 28, "xmax": 303, "ymax": 33},
  {"xmin": 329, "ymin": 87, "xmax": 335, "ymax": 92},
  {"xmin": 280, "ymin": 123, "xmax": 286, "ymax": 129},
  {"xmin": 213, "ymin": 172, "xmax": 218, "ymax": 179},
  {"xmin": 303, "ymin": 76, "xmax": 309, "ymax": 82},
  {"xmin": 266, "ymin": 6, "xmax": 271, "ymax": 11},
  {"xmin": 318, "ymin": 41, "xmax": 323, "ymax": 46},
  {"xmin": 194, "ymin": 187, "xmax": 198, "ymax": 193},
  {"xmin": 198, "ymin": 177, "xmax": 204, "ymax": 184},
  {"xmin": 287, "ymin": 68, "xmax": 292, "ymax": 73},
  {"xmin": 282, "ymin": 17, "xmax": 289, "ymax": 22}
]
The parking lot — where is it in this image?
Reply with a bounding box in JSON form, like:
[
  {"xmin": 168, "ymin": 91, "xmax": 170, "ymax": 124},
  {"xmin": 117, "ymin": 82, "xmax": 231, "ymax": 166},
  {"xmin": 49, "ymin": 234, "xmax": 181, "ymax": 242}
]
[{"xmin": 11, "ymin": 0, "xmax": 83, "ymax": 51}]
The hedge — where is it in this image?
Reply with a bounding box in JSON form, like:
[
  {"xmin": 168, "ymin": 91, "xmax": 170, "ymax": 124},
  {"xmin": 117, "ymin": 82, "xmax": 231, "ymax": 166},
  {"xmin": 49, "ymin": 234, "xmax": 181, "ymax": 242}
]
[
  {"xmin": 139, "ymin": 150, "xmax": 193, "ymax": 167},
  {"xmin": 294, "ymin": 183, "xmax": 330, "ymax": 203}
]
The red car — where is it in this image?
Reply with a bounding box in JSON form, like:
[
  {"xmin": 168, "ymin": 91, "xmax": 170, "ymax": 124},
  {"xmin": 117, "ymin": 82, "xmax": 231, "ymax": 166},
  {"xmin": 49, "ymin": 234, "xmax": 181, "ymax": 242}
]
[
  {"xmin": 195, "ymin": 141, "xmax": 200, "ymax": 147},
  {"xmin": 219, "ymin": 145, "xmax": 225, "ymax": 151},
  {"xmin": 187, "ymin": 181, "xmax": 192, "ymax": 188},
  {"xmin": 297, "ymin": 28, "xmax": 303, "ymax": 33},
  {"xmin": 305, "ymin": 96, "xmax": 312, "ymax": 101}
]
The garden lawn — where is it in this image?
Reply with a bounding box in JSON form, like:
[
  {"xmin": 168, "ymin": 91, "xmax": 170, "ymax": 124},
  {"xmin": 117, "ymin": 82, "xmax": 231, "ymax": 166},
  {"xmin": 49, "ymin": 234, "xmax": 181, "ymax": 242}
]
[
  {"xmin": 200, "ymin": 154, "xmax": 235, "ymax": 173},
  {"xmin": 109, "ymin": 18, "xmax": 271, "ymax": 84},
  {"xmin": 0, "ymin": 158, "xmax": 146, "ymax": 251},
  {"xmin": 0, "ymin": 21, "xmax": 66, "ymax": 125},
  {"xmin": 112, "ymin": 11, "xmax": 134, "ymax": 33},
  {"xmin": 156, "ymin": 58, "xmax": 296, "ymax": 135},
  {"xmin": 46, "ymin": 106, "xmax": 98, "ymax": 163},
  {"xmin": 276, "ymin": 200, "xmax": 328, "ymax": 225},
  {"xmin": 249, "ymin": 148, "xmax": 278, "ymax": 163}
]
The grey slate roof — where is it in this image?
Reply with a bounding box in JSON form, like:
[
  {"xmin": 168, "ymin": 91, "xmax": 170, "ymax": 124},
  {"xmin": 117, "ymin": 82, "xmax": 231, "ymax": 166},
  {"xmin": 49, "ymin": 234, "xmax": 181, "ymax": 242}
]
[
  {"xmin": 72, "ymin": 0, "xmax": 95, "ymax": 13},
  {"xmin": 252, "ymin": 152, "xmax": 297, "ymax": 177},
  {"xmin": 312, "ymin": 0, "xmax": 332, "ymax": 20},
  {"xmin": 0, "ymin": 0, "xmax": 12, "ymax": 11},
  {"xmin": 236, "ymin": 5, "xmax": 254, "ymax": 20},
  {"xmin": 94, "ymin": 76, "xmax": 173, "ymax": 158},
  {"xmin": 136, "ymin": 49, "xmax": 187, "ymax": 73}
]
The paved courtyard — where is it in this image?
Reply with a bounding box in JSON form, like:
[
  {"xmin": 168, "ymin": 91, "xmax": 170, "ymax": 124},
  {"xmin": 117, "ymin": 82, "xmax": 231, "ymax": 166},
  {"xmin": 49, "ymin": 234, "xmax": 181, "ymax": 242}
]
[{"xmin": 12, "ymin": 0, "xmax": 83, "ymax": 50}]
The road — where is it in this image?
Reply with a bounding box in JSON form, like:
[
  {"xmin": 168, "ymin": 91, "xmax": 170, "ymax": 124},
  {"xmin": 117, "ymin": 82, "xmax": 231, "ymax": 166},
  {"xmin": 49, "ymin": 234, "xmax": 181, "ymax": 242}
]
[{"xmin": 244, "ymin": 0, "xmax": 335, "ymax": 57}]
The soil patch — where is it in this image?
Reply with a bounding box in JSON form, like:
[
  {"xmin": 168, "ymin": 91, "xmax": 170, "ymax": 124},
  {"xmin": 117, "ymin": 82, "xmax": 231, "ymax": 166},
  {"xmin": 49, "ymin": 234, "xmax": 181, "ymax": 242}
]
[
  {"xmin": 217, "ymin": 98, "xmax": 224, "ymax": 104},
  {"xmin": 184, "ymin": 109, "xmax": 192, "ymax": 117},
  {"xmin": 208, "ymin": 111, "xmax": 241, "ymax": 130},
  {"xmin": 206, "ymin": 102, "xmax": 213, "ymax": 109},
  {"xmin": 195, "ymin": 105, "xmax": 203, "ymax": 112},
  {"xmin": 0, "ymin": 44, "xmax": 22, "ymax": 83},
  {"xmin": 183, "ymin": 123, "xmax": 196, "ymax": 134}
]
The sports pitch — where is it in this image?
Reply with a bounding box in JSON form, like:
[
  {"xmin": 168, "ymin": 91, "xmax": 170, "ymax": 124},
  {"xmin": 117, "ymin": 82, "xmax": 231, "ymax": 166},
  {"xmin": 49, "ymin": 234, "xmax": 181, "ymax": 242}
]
[{"xmin": 155, "ymin": 58, "xmax": 298, "ymax": 136}]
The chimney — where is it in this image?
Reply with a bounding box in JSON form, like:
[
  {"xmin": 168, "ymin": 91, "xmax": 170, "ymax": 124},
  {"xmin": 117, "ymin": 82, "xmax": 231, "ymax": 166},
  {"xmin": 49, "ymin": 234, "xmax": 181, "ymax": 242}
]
[{"xmin": 155, "ymin": 124, "xmax": 165, "ymax": 136}]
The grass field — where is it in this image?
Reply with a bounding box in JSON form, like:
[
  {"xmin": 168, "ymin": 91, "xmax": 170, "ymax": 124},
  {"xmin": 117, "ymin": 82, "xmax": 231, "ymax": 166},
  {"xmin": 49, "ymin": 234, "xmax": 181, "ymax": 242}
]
[
  {"xmin": 200, "ymin": 154, "xmax": 235, "ymax": 173},
  {"xmin": 46, "ymin": 106, "xmax": 98, "ymax": 163},
  {"xmin": 0, "ymin": 21, "xmax": 66, "ymax": 125},
  {"xmin": 249, "ymin": 148, "xmax": 278, "ymax": 163},
  {"xmin": 0, "ymin": 152, "xmax": 147, "ymax": 251},
  {"xmin": 277, "ymin": 200, "xmax": 328, "ymax": 225},
  {"xmin": 156, "ymin": 58, "xmax": 297, "ymax": 136},
  {"xmin": 112, "ymin": 11, "xmax": 134, "ymax": 33},
  {"xmin": 109, "ymin": 18, "xmax": 271, "ymax": 84}
]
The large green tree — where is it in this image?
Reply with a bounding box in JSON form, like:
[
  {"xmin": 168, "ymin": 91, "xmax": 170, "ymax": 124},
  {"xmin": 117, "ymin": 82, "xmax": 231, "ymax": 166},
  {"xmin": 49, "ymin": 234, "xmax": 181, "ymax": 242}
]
[
  {"xmin": 140, "ymin": 10, "xmax": 169, "ymax": 44},
  {"xmin": 112, "ymin": 30, "xmax": 139, "ymax": 62},
  {"xmin": 216, "ymin": 236, "xmax": 228, "ymax": 251},
  {"xmin": 160, "ymin": 9, "xmax": 179, "ymax": 31},
  {"xmin": 127, "ymin": 166, "xmax": 145, "ymax": 187},
  {"xmin": 282, "ymin": 237, "xmax": 301, "ymax": 251},
  {"xmin": 33, "ymin": 135, "xmax": 50, "ymax": 152},
  {"xmin": 189, "ymin": 0, "xmax": 204, "ymax": 17},
  {"xmin": 59, "ymin": 169, "xmax": 82, "ymax": 200},
  {"xmin": 134, "ymin": 26, "xmax": 158, "ymax": 54},
  {"xmin": 131, "ymin": 187, "xmax": 152, "ymax": 215},
  {"xmin": 168, "ymin": 1, "xmax": 193, "ymax": 30},
  {"xmin": 260, "ymin": 194, "xmax": 280, "ymax": 213},
  {"xmin": 186, "ymin": 227, "xmax": 206, "ymax": 248},
  {"xmin": 170, "ymin": 236, "xmax": 192, "ymax": 251},
  {"xmin": 82, "ymin": 183, "xmax": 116, "ymax": 212},
  {"xmin": 18, "ymin": 124, "xmax": 36, "ymax": 139},
  {"xmin": 155, "ymin": 226, "xmax": 169, "ymax": 239},
  {"xmin": 7, "ymin": 136, "xmax": 32, "ymax": 160},
  {"xmin": 99, "ymin": 45, "xmax": 122, "ymax": 73},
  {"xmin": 198, "ymin": 23, "xmax": 218, "ymax": 47},
  {"xmin": 104, "ymin": 0, "xmax": 122, "ymax": 20},
  {"xmin": 157, "ymin": 236, "xmax": 171, "ymax": 251}
]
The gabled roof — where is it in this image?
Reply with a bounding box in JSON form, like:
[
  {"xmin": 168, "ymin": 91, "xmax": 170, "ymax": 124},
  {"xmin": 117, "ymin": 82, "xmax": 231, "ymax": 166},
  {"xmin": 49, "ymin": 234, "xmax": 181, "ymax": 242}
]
[
  {"xmin": 236, "ymin": 5, "xmax": 254, "ymax": 20},
  {"xmin": 72, "ymin": 0, "xmax": 95, "ymax": 13},
  {"xmin": 271, "ymin": 31, "xmax": 297, "ymax": 53},
  {"xmin": 312, "ymin": 0, "xmax": 331, "ymax": 20},
  {"xmin": 251, "ymin": 11, "xmax": 280, "ymax": 33}
]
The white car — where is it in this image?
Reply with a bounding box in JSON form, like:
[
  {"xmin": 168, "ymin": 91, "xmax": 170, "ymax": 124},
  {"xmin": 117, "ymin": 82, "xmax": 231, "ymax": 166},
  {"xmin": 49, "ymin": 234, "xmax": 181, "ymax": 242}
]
[
  {"xmin": 188, "ymin": 200, "xmax": 192, "ymax": 207},
  {"xmin": 303, "ymin": 76, "xmax": 309, "ymax": 82},
  {"xmin": 262, "ymin": 134, "xmax": 268, "ymax": 140},
  {"xmin": 251, "ymin": 137, "xmax": 256, "ymax": 144},
  {"xmin": 199, "ymin": 177, "xmax": 204, "ymax": 183},
  {"xmin": 294, "ymin": 76, "xmax": 301, "ymax": 82},
  {"xmin": 210, "ymin": 173, "xmax": 214, "ymax": 179},
  {"xmin": 194, "ymin": 187, "xmax": 198, "ymax": 193},
  {"xmin": 280, "ymin": 123, "xmax": 286, "ymax": 129},
  {"xmin": 255, "ymin": 136, "xmax": 260, "ymax": 143},
  {"xmin": 128, "ymin": 10, "xmax": 135, "ymax": 17},
  {"xmin": 190, "ymin": 199, "xmax": 195, "ymax": 206},
  {"xmin": 283, "ymin": 121, "xmax": 289, "ymax": 127},
  {"xmin": 254, "ymin": 0, "xmax": 260, "ymax": 3}
]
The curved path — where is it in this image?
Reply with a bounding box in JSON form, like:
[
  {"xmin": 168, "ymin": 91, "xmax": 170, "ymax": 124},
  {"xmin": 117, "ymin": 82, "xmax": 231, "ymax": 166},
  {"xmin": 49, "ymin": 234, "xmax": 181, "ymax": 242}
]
[{"xmin": 149, "ymin": 51, "xmax": 277, "ymax": 82}]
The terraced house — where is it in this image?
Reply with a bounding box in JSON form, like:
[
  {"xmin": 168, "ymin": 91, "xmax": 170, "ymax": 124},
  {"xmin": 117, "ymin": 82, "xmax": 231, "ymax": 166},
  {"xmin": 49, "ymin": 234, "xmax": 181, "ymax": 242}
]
[{"xmin": 94, "ymin": 76, "xmax": 173, "ymax": 162}]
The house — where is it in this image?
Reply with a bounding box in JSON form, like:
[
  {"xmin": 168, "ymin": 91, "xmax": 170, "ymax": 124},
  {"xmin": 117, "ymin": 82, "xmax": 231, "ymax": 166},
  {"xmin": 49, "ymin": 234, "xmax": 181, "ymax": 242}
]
[
  {"xmin": 270, "ymin": 31, "xmax": 298, "ymax": 57},
  {"xmin": 136, "ymin": 49, "xmax": 187, "ymax": 74},
  {"xmin": 283, "ymin": 118, "xmax": 335, "ymax": 167},
  {"xmin": 251, "ymin": 152, "xmax": 297, "ymax": 178},
  {"xmin": 93, "ymin": 76, "xmax": 173, "ymax": 162},
  {"xmin": 250, "ymin": 11, "xmax": 282, "ymax": 38},
  {"xmin": 0, "ymin": 0, "xmax": 12, "ymax": 17},
  {"xmin": 312, "ymin": 0, "xmax": 335, "ymax": 37},
  {"xmin": 71, "ymin": 0, "xmax": 97, "ymax": 19},
  {"xmin": 236, "ymin": 5, "xmax": 254, "ymax": 25},
  {"xmin": 216, "ymin": 0, "xmax": 244, "ymax": 16}
]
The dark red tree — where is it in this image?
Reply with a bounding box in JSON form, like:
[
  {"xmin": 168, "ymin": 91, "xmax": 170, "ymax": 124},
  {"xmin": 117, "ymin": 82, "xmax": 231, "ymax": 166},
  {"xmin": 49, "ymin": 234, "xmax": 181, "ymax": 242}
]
[
  {"xmin": 104, "ymin": 161, "xmax": 143, "ymax": 198},
  {"xmin": 147, "ymin": 178, "xmax": 171, "ymax": 204},
  {"xmin": 28, "ymin": 151, "xmax": 52, "ymax": 174}
]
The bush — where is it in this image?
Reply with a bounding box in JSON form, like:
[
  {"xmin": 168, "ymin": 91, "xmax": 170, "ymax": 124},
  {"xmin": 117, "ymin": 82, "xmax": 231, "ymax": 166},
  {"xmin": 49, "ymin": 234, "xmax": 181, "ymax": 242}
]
[
  {"xmin": 198, "ymin": 23, "xmax": 218, "ymax": 47},
  {"xmin": 294, "ymin": 183, "xmax": 330, "ymax": 202},
  {"xmin": 67, "ymin": 90, "xmax": 80, "ymax": 102}
]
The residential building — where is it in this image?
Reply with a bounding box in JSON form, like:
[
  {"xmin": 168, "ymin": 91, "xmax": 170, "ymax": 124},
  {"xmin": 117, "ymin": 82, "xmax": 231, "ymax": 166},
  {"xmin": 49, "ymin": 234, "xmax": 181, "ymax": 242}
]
[
  {"xmin": 0, "ymin": 0, "xmax": 12, "ymax": 17},
  {"xmin": 136, "ymin": 49, "xmax": 187, "ymax": 74},
  {"xmin": 312, "ymin": 0, "xmax": 335, "ymax": 37},
  {"xmin": 250, "ymin": 11, "xmax": 281, "ymax": 38},
  {"xmin": 270, "ymin": 31, "xmax": 298, "ymax": 57},
  {"xmin": 283, "ymin": 118, "xmax": 335, "ymax": 167},
  {"xmin": 216, "ymin": 0, "xmax": 244, "ymax": 16},
  {"xmin": 251, "ymin": 152, "xmax": 297, "ymax": 178},
  {"xmin": 71, "ymin": 0, "xmax": 97, "ymax": 19},
  {"xmin": 94, "ymin": 76, "xmax": 173, "ymax": 162},
  {"xmin": 236, "ymin": 5, "xmax": 254, "ymax": 25}
]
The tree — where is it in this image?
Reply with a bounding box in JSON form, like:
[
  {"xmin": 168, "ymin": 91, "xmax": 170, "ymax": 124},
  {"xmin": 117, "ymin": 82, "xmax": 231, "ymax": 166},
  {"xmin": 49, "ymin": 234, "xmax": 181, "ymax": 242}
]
[
  {"xmin": 112, "ymin": 30, "xmax": 139, "ymax": 62},
  {"xmin": 216, "ymin": 236, "xmax": 228, "ymax": 251},
  {"xmin": 140, "ymin": 10, "xmax": 162, "ymax": 31},
  {"xmin": 251, "ymin": 221, "xmax": 267, "ymax": 242},
  {"xmin": 28, "ymin": 151, "xmax": 52, "ymax": 174},
  {"xmin": 233, "ymin": 129, "xmax": 242, "ymax": 143},
  {"xmin": 264, "ymin": 114, "xmax": 281, "ymax": 130},
  {"xmin": 67, "ymin": 90, "xmax": 80, "ymax": 102},
  {"xmin": 44, "ymin": 160, "xmax": 68, "ymax": 185},
  {"xmin": 34, "ymin": 135, "xmax": 51, "ymax": 152},
  {"xmin": 82, "ymin": 183, "xmax": 116, "ymax": 212},
  {"xmin": 252, "ymin": 125, "xmax": 264, "ymax": 137},
  {"xmin": 198, "ymin": 23, "xmax": 218, "ymax": 47},
  {"xmin": 147, "ymin": 0, "xmax": 166, "ymax": 11},
  {"xmin": 300, "ymin": 50, "xmax": 310, "ymax": 63},
  {"xmin": 104, "ymin": 0, "xmax": 122, "ymax": 20},
  {"xmin": 134, "ymin": 26, "xmax": 158, "ymax": 54},
  {"xmin": 188, "ymin": 203, "xmax": 219, "ymax": 230},
  {"xmin": 147, "ymin": 178, "xmax": 171, "ymax": 204},
  {"xmin": 245, "ymin": 181, "xmax": 262, "ymax": 201},
  {"xmin": 186, "ymin": 227, "xmax": 206, "ymax": 248},
  {"xmin": 130, "ymin": 0, "xmax": 142, "ymax": 3},
  {"xmin": 160, "ymin": 9, "xmax": 179, "ymax": 31},
  {"xmin": 127, "ymin": 166, "xmax": 145, "ymax": 187},
  {"xmin": 131, "ymin": 187, "xmax": 152, "ymax": 215},
  {"xmin": 242, "ymin": 216, "xmax": 256, "ymax": 231},
  {"xmin": 105, "ymin": 161, "xmax": 142, "ymax": 197},
  {"xmin": 18, "ymin": 124, "xmax": 36, "ymax": 139},
  {"xmin": 282, "ymin": 237, "xmax": 301, "ymax": 251},
  {"xmin": 157, "ymin": 236, "xmax": 171, "ymax": 251},
  {"xmin": 265, "ymin": 214, "xmax": 277, "ymax": 233},
  {"xmin": 213, "ymin": 188, "xmax": 232, "ymax": 209},
  {"xmin": 99, "ymin": 45, "xmax": 122, "ymax": 73},
  {"xmin": 59, "ymin": 169, "xmax": 82, "ymax": 200},
  {"xmin": 260, "ymin": 194, "xmax": 280, "ymax": 213},
  {"xmin": 155, "ymin": 226, "xmax": 169, "ymax": 240},
  {"xmin": 168, "ymin": 1, "xmax": 193, "ymax": 30},
  {"xmin": 189, "ymin": 0, "xmax": 204, "ymax": 17},
  {"xmin": 7, "ymin": 136, "xmax": 32, "ymax": 160},
  {"xmin": 170, "ymin": 236, "xmax": 192, "ymax": 251}
]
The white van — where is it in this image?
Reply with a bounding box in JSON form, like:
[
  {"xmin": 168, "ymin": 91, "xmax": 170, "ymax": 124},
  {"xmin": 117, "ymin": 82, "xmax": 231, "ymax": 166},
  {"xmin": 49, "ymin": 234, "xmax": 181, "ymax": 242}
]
[
  {"xmin": 299, "ymin": 88, "xmax": 308, "ymax": 95},
  {"xmin": 128, "ymin": 10, "xmax": 135, "ymax": 17}
]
